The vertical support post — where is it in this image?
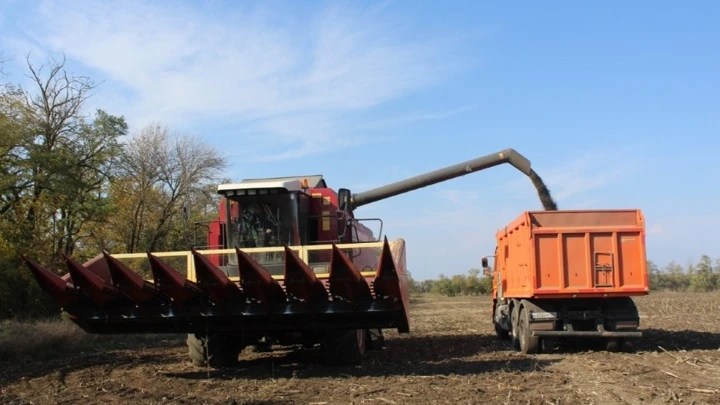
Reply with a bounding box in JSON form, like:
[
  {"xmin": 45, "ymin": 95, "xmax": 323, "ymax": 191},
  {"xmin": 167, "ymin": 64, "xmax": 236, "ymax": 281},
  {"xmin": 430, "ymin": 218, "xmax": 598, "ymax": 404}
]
[
  {"xmin": 585, "ymin": 233, "xmax": 592, "ymax": 289},
  {"xmin": 612, "ymin": 231, "xmax": 620, "ymax": 288},
  {"xmin": 187, "ymin": 252, "xmax": 196, "ymax": 282},
  {"xmin": 300, "ymin": 247, "xmax": 309, "ymax": 266},
  {"xmin": 557, "ymin": 232, "xmax": 565, "ymax": 290}
]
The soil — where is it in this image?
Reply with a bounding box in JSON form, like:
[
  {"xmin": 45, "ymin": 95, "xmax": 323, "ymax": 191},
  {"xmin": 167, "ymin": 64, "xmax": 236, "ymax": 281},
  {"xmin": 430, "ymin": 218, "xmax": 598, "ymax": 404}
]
[{"xmin": 3, "ymin": 292, "xmax": 720, "ymax": 405}]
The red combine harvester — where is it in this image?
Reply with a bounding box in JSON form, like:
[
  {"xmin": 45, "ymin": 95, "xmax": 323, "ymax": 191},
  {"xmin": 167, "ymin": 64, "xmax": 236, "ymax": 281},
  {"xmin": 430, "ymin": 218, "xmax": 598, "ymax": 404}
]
[{"xmin": 24, "ymin": 148, "xmax": 544, "ymax": 367}]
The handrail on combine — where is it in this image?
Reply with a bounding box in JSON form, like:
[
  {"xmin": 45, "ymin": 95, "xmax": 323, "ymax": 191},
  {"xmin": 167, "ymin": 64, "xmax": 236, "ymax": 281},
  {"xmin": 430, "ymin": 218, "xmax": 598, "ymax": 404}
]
[{"xmin": 107, "ymin": 241, "xmax": 390, "ymax": 282}]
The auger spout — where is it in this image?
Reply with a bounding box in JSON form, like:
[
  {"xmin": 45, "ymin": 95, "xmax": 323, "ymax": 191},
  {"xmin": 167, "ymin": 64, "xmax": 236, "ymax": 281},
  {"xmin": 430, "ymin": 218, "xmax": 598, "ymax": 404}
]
[{"xmin": 342, "ymin": 148, "xmax": 555, "ymax": 211}]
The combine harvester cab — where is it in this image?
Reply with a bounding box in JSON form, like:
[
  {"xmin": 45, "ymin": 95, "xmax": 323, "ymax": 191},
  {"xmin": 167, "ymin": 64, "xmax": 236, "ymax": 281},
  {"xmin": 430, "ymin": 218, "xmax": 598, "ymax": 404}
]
[
  {"xmin": 485, "ymin": 209, "xmax": 649, "ymax": 354},
  {"xmin": 24, "ymin": 147, "xmax": 560, "ymax": 368}
]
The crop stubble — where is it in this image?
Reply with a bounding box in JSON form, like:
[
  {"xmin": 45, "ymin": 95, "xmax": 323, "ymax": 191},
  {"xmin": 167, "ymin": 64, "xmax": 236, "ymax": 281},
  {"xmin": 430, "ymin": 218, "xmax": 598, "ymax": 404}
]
[{"xmin": 3, "ymin": 292, "xmax": 720, "ymax": 404}]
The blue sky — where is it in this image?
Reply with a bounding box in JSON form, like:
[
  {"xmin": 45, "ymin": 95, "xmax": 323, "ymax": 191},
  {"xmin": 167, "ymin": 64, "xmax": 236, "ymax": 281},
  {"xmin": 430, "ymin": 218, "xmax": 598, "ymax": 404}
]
[{"xmin": 1, "ymin": 0, "xmax": 718, "ymax": 280}]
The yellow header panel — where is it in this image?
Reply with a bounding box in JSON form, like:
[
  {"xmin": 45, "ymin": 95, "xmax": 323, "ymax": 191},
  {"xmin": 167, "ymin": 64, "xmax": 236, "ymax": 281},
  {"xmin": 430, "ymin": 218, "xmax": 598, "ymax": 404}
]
[{"xmin": 108, "ymin": 241, "xmax": 388, "ymax": 283}]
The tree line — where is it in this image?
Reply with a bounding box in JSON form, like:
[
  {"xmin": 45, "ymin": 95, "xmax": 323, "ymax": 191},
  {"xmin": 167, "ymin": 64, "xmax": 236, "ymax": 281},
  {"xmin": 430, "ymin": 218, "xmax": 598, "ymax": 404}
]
[
  {"xmin": 0, "ymin": 53, "xmax": 227, "ymax": 319},
  {"xmin": 407, "ymin": 255, "xmax": 720, "ymax": 297},
  {"xmin": 407, "ymin": 268, "xmax": 494, "ymax": 296},
  {"xmin": 646, "ymin": 255, "xmax": 720, "ymax": 292}
]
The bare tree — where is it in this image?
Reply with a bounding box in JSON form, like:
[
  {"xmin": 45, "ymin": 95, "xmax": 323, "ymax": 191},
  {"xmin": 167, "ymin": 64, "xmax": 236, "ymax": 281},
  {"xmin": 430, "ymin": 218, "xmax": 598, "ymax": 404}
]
[
  {"xmin": 0, "ymin": 54, "xmax": 127, "ymax": 257},
  {"xmin": 111, "ymin": 123, "xmax": 227, "ymax": 252},
  {"xmin": 24, "ymin": 53, "xmax": 96, "ymax": 150},
  {"xmin": 0, "ymin": 52, "xmax": 127, "ymax": 318},
  {"xmin": 0, "ymin": 83, "xmax": 27, "ymax": 215},
  {"xmin": 21, "ymin": 54, "xmax": 97, "ymax": 228}
]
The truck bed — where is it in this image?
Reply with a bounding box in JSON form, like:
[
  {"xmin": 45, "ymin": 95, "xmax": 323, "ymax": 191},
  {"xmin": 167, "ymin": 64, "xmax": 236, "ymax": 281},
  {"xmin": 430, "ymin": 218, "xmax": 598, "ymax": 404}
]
[{"xmin": 497, "ymin": 209, "xmax": 649, "ymax": 299}]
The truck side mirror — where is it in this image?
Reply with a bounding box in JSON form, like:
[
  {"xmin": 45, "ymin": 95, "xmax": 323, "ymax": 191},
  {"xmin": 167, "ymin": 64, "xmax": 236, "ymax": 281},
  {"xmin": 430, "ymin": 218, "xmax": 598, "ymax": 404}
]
[
  {"xmin": 338, "ymin": 188, "xmax": 352, "ymax": 212},
  {"xmin": 481, "ymin": 257, "xmax": 489, "ymax": 268}
]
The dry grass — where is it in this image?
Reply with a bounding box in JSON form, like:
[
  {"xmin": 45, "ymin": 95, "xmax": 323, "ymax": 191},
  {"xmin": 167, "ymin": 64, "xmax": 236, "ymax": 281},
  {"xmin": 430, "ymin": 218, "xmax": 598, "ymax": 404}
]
[{"xmin": 0, "ymin": 318, "xmax": 183, "ymax": 363}]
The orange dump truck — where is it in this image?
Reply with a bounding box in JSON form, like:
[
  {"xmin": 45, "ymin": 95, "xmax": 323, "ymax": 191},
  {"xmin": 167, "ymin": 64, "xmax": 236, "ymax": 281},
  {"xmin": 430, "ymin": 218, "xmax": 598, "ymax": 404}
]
[{"xmin": 483, "ymin": 209, "xmax": 649, "ymax": 354}]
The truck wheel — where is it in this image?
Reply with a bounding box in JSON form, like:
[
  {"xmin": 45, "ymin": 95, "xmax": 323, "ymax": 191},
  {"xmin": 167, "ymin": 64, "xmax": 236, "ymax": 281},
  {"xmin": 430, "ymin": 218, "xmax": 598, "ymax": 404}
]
[
  {"xmin": 187, "ymin": 333, "xmax": 241, "ymax": 368},
  {"xmin": 518, "ymin": 307, "xmax": 540, "ymax": 354},
  {"xmin": 493, "ymin": 303, "xmax": 510, "ymax": 340},
  {"xmin": 510, "ymin": 304, "xmax": 520, "ymax": 350},
  {"xmin": 494, "ymin": 321, "xmax": 510, "ymax": 340},
  {"xmin": 318, "ymin": 329, "xmax": 367, "ymax": 365},
  {"xmin": 606, "ymin": 338, "xmax": 625, "ymax": 352}
]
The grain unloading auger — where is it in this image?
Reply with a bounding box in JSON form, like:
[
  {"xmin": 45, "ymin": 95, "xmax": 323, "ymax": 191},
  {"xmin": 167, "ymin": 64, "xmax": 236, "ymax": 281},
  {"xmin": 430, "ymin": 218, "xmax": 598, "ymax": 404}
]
[{"xmin": 23, "ymin": 148, "xmax": 548, "ymax": 367}]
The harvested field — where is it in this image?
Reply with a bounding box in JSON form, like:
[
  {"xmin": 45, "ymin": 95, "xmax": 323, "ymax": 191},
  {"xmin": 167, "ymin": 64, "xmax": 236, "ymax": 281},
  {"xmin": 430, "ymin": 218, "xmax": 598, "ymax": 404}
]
[{"xmin": 3, "ymin": 292, "xmax": 720, "ymax": 404}]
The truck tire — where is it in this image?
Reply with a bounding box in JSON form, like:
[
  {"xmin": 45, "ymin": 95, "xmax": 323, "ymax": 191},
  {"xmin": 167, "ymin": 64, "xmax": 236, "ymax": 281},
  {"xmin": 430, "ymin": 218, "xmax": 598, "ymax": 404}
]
[
  {"xmin": 187, "ymin": 333, "xmax": 241, "ymax": 368},
  {"xmin": 493, "ymin": 303, "xmax": 511, "ymax": 340},
  {"xmin": 494, "ymin": 321, "xmax": 510, "ymax": 340},
  {"xmin": 318, "ymin": 329, "xmax": 367, "ymax": 365},
  {"xmin": 510, "ymin": 303, "xmax": 520, "ymax": 350},
  {"xmin": 606, "ymin": 338, "xmax": 625, "ymax": 352},
  {"xmin": 518, "ymin": 306, "xmax": 540, "ymax": 354}
]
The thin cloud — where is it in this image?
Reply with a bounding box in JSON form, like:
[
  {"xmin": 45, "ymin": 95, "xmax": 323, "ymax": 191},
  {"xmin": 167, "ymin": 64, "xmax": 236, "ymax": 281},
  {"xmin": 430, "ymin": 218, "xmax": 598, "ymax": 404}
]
[
  {"xmin": 361, "ymin": 104, "xmax": 478, "ymax": 129},
  {"xmin": 495, "ymin": 147, "xmax": 643, "ymax": 206},
  {"xmin": 388, "ymin": 195, "xmax": 517, "ymax": 229},
  {"xmin": 12, "ymin": 0, "xmax": 473, "ymax": 160},
  {"xmin": 433, "ymin": 189, "xmax": 481, "ymax": 205},
  {"xmin": 647, "ymin": 224, "xmax": 664, "ymax": 236}
]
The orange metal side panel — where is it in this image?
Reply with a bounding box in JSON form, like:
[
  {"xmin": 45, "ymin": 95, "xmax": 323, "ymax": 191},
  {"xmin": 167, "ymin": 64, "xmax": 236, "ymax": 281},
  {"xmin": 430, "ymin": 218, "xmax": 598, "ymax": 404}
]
[
  {"xmin": 496, "ymin": 212, "xmax": 534, "ymax": 298},
  {"xmin": 498, "ymin": 209, "xmax": 649, "ymax": 299}
]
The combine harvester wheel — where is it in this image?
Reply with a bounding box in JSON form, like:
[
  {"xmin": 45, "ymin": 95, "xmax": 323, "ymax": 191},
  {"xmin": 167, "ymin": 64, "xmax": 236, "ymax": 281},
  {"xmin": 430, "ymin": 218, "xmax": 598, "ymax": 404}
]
[{"xmin": 187, "ymin": 333, "xmax": 244, "ymax": 368}]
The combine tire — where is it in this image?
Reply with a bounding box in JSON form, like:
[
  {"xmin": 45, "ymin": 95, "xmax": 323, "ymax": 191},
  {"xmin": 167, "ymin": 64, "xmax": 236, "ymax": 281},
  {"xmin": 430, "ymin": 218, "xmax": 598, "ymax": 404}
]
[
  {"xmin": 318, "ymin": 329, "xmax": 367, "ymax": 365},
  {"xmin": 249, "ymin": 336, "xmax": 273, "ymax": 353},
  {"xmin": 366, "ymin": 328, "xmax": 386, "ymax": 350},
  {"xmin": 187, "ymin": 333, "xmax": 241, "ymax": 368},
  {"xmin": 518, "ymin": 306, "xmax": 540, "ymax": 354}
]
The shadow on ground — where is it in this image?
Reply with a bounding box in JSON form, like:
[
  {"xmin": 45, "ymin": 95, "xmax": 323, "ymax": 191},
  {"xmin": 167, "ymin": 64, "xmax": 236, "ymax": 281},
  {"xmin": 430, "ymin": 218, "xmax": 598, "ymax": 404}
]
[
  {"xmin": 633, "ymin": 328, "xmax": 720, "ymax": 351},
  {"xmin": 164, "ymin": 333, "xmax": 555, "ymax": 380},
  {"xmin": 0, "ymin": 346, "xmax": 183, "ymax": 386},
  {"xmin": 526, "ymin": 328, "xmax": 720, "ymax": 354},
  {"xmin": 7, "ymin": 328, "xmax": 717, "ymax": 384}
]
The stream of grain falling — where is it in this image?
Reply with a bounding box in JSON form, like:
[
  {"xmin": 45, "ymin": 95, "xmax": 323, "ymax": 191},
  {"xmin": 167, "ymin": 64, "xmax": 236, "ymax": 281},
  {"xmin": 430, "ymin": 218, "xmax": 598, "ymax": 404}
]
[{"xmin": 528, "ymin": 169, "xmax": 558, "ymax": 210}]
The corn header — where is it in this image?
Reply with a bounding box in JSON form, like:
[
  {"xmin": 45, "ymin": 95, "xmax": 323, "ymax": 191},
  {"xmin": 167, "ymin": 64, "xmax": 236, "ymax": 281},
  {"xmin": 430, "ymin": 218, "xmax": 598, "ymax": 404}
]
[{"xmin": 24, "ymin": 148, "xmax": 543, "ymax": 367}]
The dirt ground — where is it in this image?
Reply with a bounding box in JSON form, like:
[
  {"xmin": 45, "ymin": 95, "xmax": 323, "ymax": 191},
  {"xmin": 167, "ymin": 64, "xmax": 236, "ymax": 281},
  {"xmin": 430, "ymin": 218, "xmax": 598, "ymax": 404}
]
[{"xmin": 3, "ymin": 292, "xmax": 720, "ymax": 405}]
